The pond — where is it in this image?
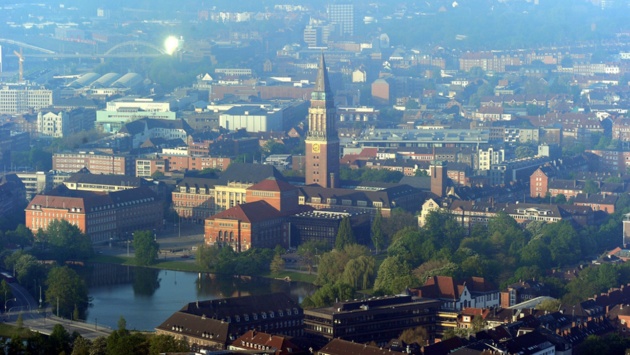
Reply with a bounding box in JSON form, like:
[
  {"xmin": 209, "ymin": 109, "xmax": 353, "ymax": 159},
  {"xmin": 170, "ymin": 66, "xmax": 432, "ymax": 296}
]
[{"xmin": 84, "ymin": 264, "xmax": 316, "ymax": 331}]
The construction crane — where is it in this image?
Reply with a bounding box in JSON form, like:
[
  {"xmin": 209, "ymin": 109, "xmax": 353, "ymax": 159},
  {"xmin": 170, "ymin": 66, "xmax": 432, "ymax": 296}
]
[{"xmin": 13, "ymin": 48, "xmax": 23, "ymax": 82}]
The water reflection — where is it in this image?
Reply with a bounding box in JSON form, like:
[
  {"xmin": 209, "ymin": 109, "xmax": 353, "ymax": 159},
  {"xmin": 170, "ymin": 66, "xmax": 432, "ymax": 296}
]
[
  {"xmin": 133, "ymin": 268, "xmax": 161, "ymax": 297},
  {"xmin": 86, "ymin": 263, "xmax": 316, "ymax": 331}
]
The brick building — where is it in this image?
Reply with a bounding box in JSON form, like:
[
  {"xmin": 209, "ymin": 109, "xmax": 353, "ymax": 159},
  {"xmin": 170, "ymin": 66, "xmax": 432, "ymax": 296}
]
[
  {"xmin": 204, "ymin": 200, "xmax": 286, "ymax": 251},
  {"xmin": 173, "ymin": 177, "xmax": 216, "ymax": 223},
  {"xmin": 155, "ymin": 293, "xmax": 303, "ymax": 351},
  {"xmin": 53, "ymin": 151, "xmax": 132, "ymax": 175},
  {"xmin": 25, "ymin": 186, "xmax": 163, "ymax": 243}
]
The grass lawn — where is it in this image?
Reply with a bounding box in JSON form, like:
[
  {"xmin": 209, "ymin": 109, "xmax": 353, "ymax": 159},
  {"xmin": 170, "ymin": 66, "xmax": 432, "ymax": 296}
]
[
  {"xmin": 0, "ymin": 324, "xmax": 33, "ymax": 339},
  {"xmin": 89, "ymin": 256, "xmax": 319, "ymax": 284},
  {"xmin": 152, "ymin": 261, "xmax": 203, "ymax": 272}
]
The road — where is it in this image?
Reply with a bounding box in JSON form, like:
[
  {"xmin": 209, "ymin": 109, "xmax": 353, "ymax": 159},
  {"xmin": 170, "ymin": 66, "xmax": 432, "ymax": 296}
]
[
  {"xmin": 4, "ymin": 283, "xmax": 112, "ymax": 340},
  {"xmin": 94, "ymin": 223, "xmax": 205, "ymax": 262}
]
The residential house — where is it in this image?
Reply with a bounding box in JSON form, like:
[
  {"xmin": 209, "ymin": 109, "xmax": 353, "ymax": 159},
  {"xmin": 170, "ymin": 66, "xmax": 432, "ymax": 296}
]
[{"xmin": 410, "ymin": 276, "xmax": 500, "ymax": 311}]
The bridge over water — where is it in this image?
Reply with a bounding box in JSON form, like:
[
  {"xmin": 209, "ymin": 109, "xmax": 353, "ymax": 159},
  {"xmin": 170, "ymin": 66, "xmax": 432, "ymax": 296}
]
[{"xmin": 0, "ymin": 38, "xmax": 167, "ymax": 59}]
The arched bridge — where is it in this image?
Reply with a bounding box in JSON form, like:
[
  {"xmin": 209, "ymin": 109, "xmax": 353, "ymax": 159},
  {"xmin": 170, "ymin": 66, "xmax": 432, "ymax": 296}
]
[{"xmin": 104, "ymin": 40, "xmax": 166, "ymax": 56}]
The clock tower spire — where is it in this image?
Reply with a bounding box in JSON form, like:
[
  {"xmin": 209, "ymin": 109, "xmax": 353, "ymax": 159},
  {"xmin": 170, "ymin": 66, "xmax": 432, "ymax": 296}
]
[{"xmin": 305, "ymin": 53, "xmax": 340, "ymax": 188}]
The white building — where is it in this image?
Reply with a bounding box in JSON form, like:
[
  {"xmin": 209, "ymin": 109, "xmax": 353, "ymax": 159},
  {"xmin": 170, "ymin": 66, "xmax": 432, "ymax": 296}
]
[
  {"xmin": 0, "ymin": 85, "xmax": 53, "ymax": 114},
  {"xmin": 37, "ymin": 111, "xmax": 68, "ymax": 138},
  {"xmin": 478, "ymin": 148, "xmax": 505, "ymax": 170},
  {"xmin": 219, "ymin": 107, "xmax": 282, "ymax": 132}
]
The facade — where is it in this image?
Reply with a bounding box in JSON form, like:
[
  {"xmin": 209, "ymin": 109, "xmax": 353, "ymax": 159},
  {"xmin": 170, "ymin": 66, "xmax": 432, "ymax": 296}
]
[
  {"xmin": 37, "ymin": 108, "xmax": 96, "ymax": 138},
  {"xmin": 204, "ymin": 200, "xmax": 286, "ymax": 252},
  {"xmin": 327, "ymin": 4, "xmax": 355, "ymax": 37},
  {"xmin": 304, "ymin": 295, "xmax": 440, "ymax": 344},
  {"xmin": 419, "ymin": 198, "xmax": 594, "ymax": 231},
  {"xmin": 15, "ymin": 171, "xmax": 55, "ymax": 200},
  {"xmin": 96, "ymin": 97, "xmax": 175, "ymax": 133},
  {"xmin": 0, "ymin": 174, "xmax": 27, "ymax": 218},
  {"xmin": 305, "ymin": 54, "xmax": 340, "ymax": 188},
  {"xmin": 500, "ymin": 280, "xmax": 550, "ymax": 308},
  {"xmin": 173, "ymin": 177, "xmax": 216, "ymax": 223},
  {"xmin": 118, "ymin": 118, "xmax": 193, "ymax": 149},
  {"xmin": 430, "ymin": 161, "xmax": 447, "ymax": 198},
  {"xmin": 530, "ymin": 167, "xmax": 552, "ymax": 198},
  {"xmin": 287, "ymin": 210, "xmax": 371, "ymax": 248},
  {"xmin": 411, "ymin": 276, "xmax": 500, "ymax": 311},
  {"xmin": 53, "ymin": 152, "xmax": 131, "ymax": 175},
  {"xmin": 0, "ymin": 84, "xmax": 53, "ymax": 114},
  {"xmin": 63, "ymin": 173, "xmax": 153, "ymax": 192},
  {"xmin": 478, "ymin": 148, "xmax": 505, "ymax": 171},
  {"xmin": 25, "ymin": 186, "xmax": 163, "ymax": 243},
  {"xmin": 155, "ymin": 293, "xmax": 303, "ymax": 351},
  {"xmin": 297, "ymin": 184, "xmax": 423, "ymax": 218},
  {"xmin": 37, "ymin": 111, "xmax": 68, "ymax": 138},
  {"xmin": 219, "ymin": 107, "xmax": 282, "ymax": 132}
]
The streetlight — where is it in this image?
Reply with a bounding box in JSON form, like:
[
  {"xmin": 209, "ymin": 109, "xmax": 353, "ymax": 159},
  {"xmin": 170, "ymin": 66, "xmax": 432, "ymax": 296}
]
[{"xmin": 4, "ymin": 297, "xmax": 15, "ymax": 313}]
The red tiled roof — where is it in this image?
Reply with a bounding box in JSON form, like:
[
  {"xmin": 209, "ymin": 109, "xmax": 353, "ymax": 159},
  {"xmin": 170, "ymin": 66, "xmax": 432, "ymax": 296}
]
[
  {"xmin": 232, "ymin": 330, "xmax": 301, "ymax": 355},
  {"xmin": 247, "ymin": 177, "xmax": 297, "ymax": 192},
  {"xmin": 210, "ymin": 200, "xmax": 283, "ymax": 223}
]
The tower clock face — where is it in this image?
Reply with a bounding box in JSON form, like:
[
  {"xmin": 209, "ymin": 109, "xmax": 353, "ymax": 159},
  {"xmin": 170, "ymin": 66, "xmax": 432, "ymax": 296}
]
[{"xmin": 312, "ymin": 143, "xmax": 321, "ymax": 153}]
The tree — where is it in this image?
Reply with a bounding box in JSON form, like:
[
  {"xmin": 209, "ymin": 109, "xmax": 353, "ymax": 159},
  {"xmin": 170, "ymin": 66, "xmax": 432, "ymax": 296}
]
[
  {"xmin": 0, "ymin": 280, "xmax": 12, "ymax": 306},
  {"xmin": 49, "ymin": 324, "xmax": 72, "ymax": 354},
  {"xmin": 374, "ymin": 256, "xmax": 415, "ymax": 294},
  {"xmin": 342, "ymin": 255, "xmax": 376, "ymax": 290},
  {"xmin": 297, "ymin": 240, "xmax": 328, "ymax": 274},
  {"xmin": 196, "ymin": 244, "xmax": 221, "ymax": 271},
  {"xmin": 149, "ymin": 334, "xmax": 189, "ymax": 355},
  {"xmin": 471, "ymin": 315, "xmax": 486, "ymax": 332},
  {"xmin": 71, "ymin": 336, "xmax": 92, "ymax": 355},
  {"xmin": 46, "ymin": 266, "xmax": 89, "ymax": 319},
  {"xmin": 133, "ymin": 230, "xmax": 159, "ymax": 266},
  {"xmin": 335, "ymin": 217, "xmax": 356, "ymax": 250},
  {"xmin": 535, "ymin": 299, "xmax": 561, "ymax": 312},
  {"xmin": 35, "ymin": 219, "xmax": 93, "ymax": 262},
  {"xmin": 583, "ymin": 180, "xmax": 600, "ymax": 194},
  {"xmin": 301, "ymin": 281, "xmax": 355, "ymax": 309},
  {"xmin": 371, "ymin": 209, "xmax": 385, "ymax": 253},
  {"xmin": 515, "ymin": 145, "xmax": 536, "ymax": 159},
  {"xmin": 399, "ymin": 326, "xmax": 428, "ymax": 345},
  {"xmin": 270, "ymin": 254, "xmax": 285, "ymax": 275},
  {"xmin": 89, "ymin": 336, "xmax": 108, "ymax": 355}
]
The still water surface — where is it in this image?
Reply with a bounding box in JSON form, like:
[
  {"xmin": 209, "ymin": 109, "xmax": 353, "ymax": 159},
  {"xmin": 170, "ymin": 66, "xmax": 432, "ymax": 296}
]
[{"xmin": 84, "ymin": 264, "xmax": 316, "ymax": 331}]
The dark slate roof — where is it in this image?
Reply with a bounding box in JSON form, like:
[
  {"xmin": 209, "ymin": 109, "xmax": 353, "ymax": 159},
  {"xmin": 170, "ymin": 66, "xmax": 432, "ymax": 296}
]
[
  {"xmin": 176, "ymin": 177, "xmax": 218, "ymax": 190},
  {"xmin": 573, "ymin": 193, "xmax": 617, "ymax": 205},
  {"xmin": 298, "ymin": 184, "xmax": 420, "ymax": 210},
  {"xmin": 180, "ymin": 293, "xmax": 300, "ymax": 319},
  {"xmin": 318, "ymin": 338, "xmax": 406, "ymax": 355},
  {"xmin": 548, "ymin": 179, "xmax": 584, "ymax": 190},
  {"xmin": 217, "ymin": 163, "xmax": 285, "ymax": 185},
  {"xmin": 399, "ymin": 176, "xmax": 431, "ymax": 190},
  {"xmin": 156, "ymin": 310, "xmax": 230, "ymax": 345}
]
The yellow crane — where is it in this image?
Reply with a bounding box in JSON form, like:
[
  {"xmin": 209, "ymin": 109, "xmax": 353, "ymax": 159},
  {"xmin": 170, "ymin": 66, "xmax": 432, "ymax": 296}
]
[{"xmin": 13, "ymin": 48, "xmax": 23, "ymax": 82}]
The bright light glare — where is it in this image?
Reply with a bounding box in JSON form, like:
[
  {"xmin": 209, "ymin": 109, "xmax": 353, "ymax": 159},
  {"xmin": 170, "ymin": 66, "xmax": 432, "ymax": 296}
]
[{"xmin": 164, "ymin": 36, "xmax": 179, "ymax": 55}]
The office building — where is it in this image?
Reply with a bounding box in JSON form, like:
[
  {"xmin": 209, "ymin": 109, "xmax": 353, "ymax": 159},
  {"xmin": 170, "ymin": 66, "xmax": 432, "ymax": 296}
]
[{"xmin": 327, "ymin": 4, "xmax": 355, "ymax": 37}]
